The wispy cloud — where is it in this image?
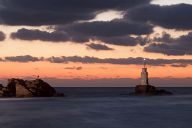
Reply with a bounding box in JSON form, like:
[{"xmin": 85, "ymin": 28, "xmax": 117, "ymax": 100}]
[
  {"xmin": 1, "ymin": 55, "xmax": 192, "ymax": 67},
  {"xmin": 64, "ymin": 66, "xmax": 83, "ymax": 70}
]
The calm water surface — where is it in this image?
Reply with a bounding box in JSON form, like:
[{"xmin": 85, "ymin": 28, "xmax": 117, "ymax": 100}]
[{"xmin": 0, "ymin": 87, "xmax": 192, "ymax": 128}]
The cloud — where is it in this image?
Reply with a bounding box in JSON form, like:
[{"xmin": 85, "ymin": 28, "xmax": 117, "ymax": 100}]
[
  {"xmin": 11, "ymin": 28, "xmax": 69, "ymax": 42},
  {"xmin": 64, "ymin": 66, "xmax": 83, "ymax": 70},
  {"xmin": 47, "ymin": 56, "xmax": 192, "ymax": 67},
  {"xmin": 11, "ymin": 20, "xmax": 152, "ymax": 45},
  {"xmin": 11, "ymin": 28, "xmax": 91, "ymax": 43},
  {"xmin": 1, "ymin": 55, "xmax": 192, "ymax": 67},
  {"xmin": 0, "ymin": 31, "xmax": 6, "ymax": 41},
  {"xmin": 4, "ymin": 55, "xmax": 43, "ymax": 62},
  {"xmin": 98, "ymin": 36, "xmax": 150, "ymax": 46},
  {"xmin": 0, "ymin": 0, "xmax": 151, "ymax": 26},
  {"xmin": 3, "ymin": 1, "xmax": 192, "ymax": 56},
  {"xmin": 170, "ymin": 63, "xmax": 188, "ymax": 67},
  {"xmin": 127, "ymin": 4, "xmax": 192, "ymax": 30},
  {"xmin": 58, "ymin": 20, "xmax": 153, "ymax": 45},
  {"xmin": 62, "ymin": 20, "xmax": 153, "ymax": 37},
  {"xmin": 2, "ymin": 0, "xmax": 155, "ymax": 46},
  {"xmin": 144, "ymin": 43, "xmax": 186, "ymax": 56},
  {"xmin": 144, "ymin": 32, "xmax": 192, "ymax": 55},
  {"xmin": 86, "ymin": 43, "xmax": 114, "ymax": 51}
]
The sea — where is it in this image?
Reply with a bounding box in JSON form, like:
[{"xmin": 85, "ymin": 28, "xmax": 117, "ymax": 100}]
[{"xmin": 0, "ymin": 87, "xmax": 192, "ymax": 128}]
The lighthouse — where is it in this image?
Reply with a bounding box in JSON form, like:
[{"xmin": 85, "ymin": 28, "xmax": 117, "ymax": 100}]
[
  {"xmin": 131, "ymin": 58, "xmax": 172, "ymax": 95},
  {"xmin": 140, "ymin": 58, "xmax": 149, "ymax": 85}
]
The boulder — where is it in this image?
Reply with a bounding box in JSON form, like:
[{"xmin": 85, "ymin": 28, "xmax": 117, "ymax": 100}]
[{"xmin": 16, "ymin": 83, "xmax": 33, "ymax": 97}]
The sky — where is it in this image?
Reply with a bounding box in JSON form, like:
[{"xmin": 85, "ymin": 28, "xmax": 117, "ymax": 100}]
[{"xmin": 0, "ymin": 0, "xmax": 192, "ymax": 87}]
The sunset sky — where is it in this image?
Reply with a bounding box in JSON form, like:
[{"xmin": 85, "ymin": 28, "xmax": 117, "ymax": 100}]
[{"xmin": 0, "ymin": 0, "xmax": 192, "ymax": 87}]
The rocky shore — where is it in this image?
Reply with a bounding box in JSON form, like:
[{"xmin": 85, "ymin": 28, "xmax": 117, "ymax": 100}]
[{"xmin": 0, "ymin": 78, "xmax": 64, "ymax": 97}]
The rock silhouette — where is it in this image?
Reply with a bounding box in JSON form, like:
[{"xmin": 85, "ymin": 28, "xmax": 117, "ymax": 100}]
[
  {"xmin": 0, "ymin": 78, "xmax": 64, "ymax": 97},
  {"xmin": 130, "ymin": 85, "xmax": 173, "ymax": 96}
]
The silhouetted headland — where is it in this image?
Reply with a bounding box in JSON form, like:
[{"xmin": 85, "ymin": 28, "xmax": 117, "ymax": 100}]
[{"xmin": 0, "ymin": 78, "xmax": 64, "ymax": 97}]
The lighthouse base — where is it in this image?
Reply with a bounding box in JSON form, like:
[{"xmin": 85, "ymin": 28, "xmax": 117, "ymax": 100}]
[{"xmin": 131, "ymin": 85, "xmax": 172, "ymax": 96}]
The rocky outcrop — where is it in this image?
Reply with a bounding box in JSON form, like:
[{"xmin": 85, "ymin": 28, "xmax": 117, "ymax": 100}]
[
  {"xmin": 0, "ymin": 78, "xmax": 64, "ymax": 97},
  {"xmin": 0, "ymin": 84, "xmax": 4, "ymax": 97},
  {"xmin": 130, "ymin": 85, "xmax": 172, "ymax": 96}
]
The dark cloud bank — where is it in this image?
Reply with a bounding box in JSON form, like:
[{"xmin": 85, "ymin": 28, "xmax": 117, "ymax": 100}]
[
  {"xmin": 127, "ymin": 4, "xmax": 192, "ymax": 30},
  {"xmin": 2, "ymin": 0, "xmax": 154, "ymax": 48},
  {"xmin": 2, "ymin": 55, "xmax": 192, "ymax": 67},
  {"xmin": 10, "ymin": 20, "xmax": 153, "ymax": 47},
  {"xmin": 144, "ymin": 32, "xmax": 192, "ymax": 56},
  {"xmin": 1, "ymin": 0, "xmax": 192, "ymax": 54},
  {"xmin": 0, "ymin": 0, "xmax": 150, "ymax": 26}
]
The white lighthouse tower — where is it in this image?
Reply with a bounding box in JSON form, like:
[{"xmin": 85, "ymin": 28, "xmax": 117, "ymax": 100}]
[
  {"xmin": 133, "ymin": 58, "xmax": 172, "ymax": 95},
  {"xmin": 140, "ymin": 58, "xmax": 149, "ymax": 85}
]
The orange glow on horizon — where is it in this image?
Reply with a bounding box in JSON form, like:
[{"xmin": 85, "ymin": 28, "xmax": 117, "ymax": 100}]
[{"xmin": 0, "ymin": 62, "xmax": 191, "ymax": 80}]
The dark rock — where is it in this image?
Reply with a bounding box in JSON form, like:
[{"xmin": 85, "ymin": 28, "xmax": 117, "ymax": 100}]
[
  {"xmin": 131, "ymin": 85, "xmax": 172, "ymax": 96},
  {"xmin": 7, "ymin": 78, "xmax": 25, "ymax": 97},
  {"xmin": 0, "ymin": 84, "xmax": 4, "ymax": 96},
  {"xmin": 0, "ymin": 84, "xmax": 4, "ymax": 89},
  {"xmin": 24, "ymin": 79, "xmax": 56, "ymax": 97},
  {"xmin": 16, "ymin": 83, "xmax": 33, "ymax": 97},
  {"xmin": 0, "ymin": 78, "xmax": 64, "ymax": 98},
  {"xmin": 155, "ymin": 89, "xmax": 173, "ymax": 95},
  {"xmin": 135, "ymin": 85, "xmax": 156, "ymax": 95},
  {"xmin": 0, "ymin": 89, "xmax": 3, "ymax": 96},
  {"xmin": 0, "ymin": 88, "xmax": 9, "ymax": 97}
]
